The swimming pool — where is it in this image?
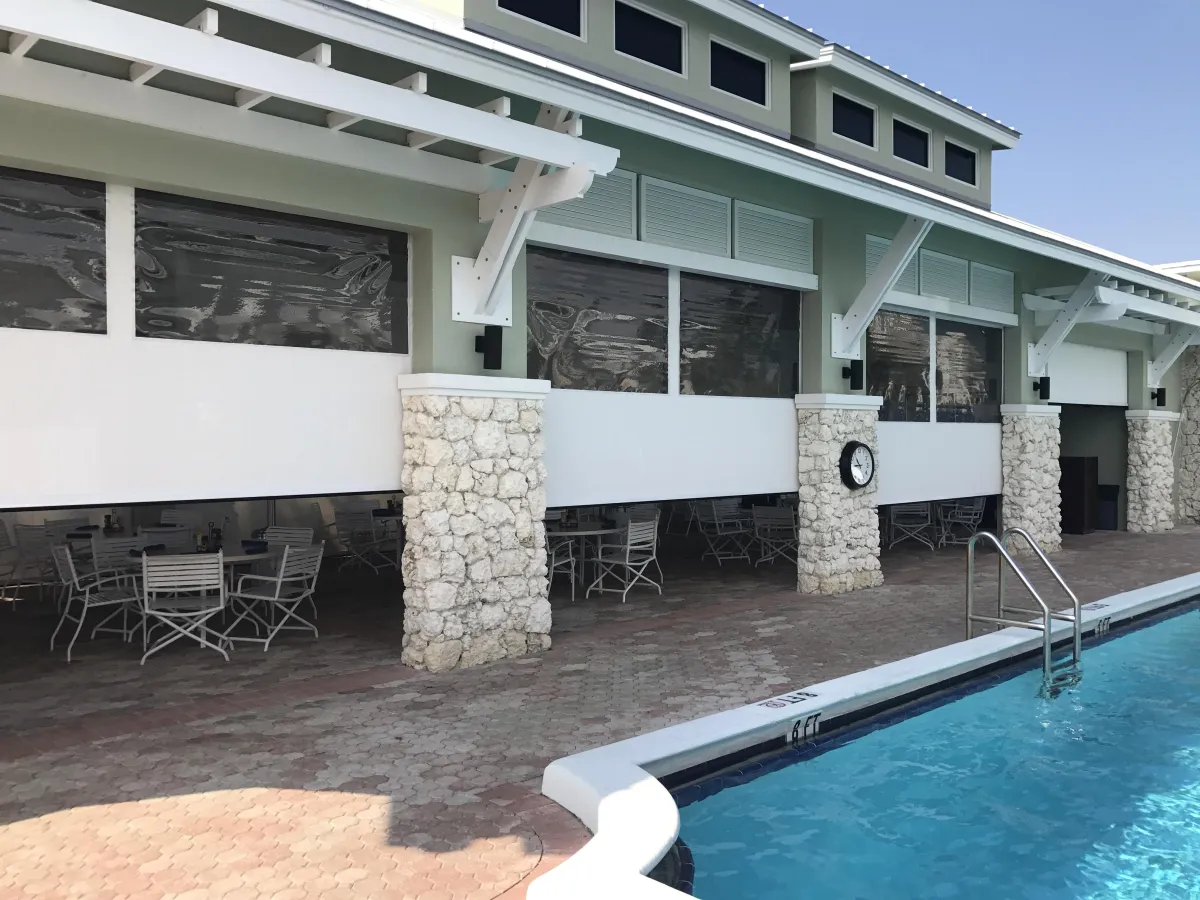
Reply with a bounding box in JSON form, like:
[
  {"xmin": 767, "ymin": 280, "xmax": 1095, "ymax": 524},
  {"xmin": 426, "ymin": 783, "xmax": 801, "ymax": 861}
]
[{"xmin": 676, "ymin": 604, "xmax": 1200, "ymax": 899}]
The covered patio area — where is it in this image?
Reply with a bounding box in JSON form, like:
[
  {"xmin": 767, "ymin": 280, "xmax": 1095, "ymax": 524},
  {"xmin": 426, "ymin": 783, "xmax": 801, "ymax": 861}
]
[{"xmin": 1, "ymin": 527, "xmax": 1198, "ymax": 899}]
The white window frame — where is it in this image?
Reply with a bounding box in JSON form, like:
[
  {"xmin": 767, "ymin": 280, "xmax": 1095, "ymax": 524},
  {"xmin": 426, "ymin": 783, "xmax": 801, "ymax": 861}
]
[
  {"xmin": 891, "ymin": 115, "xmax": 931, "ymax": 171},
  {"xmin": 830, "ymin": 89, "xmax": 878, "ymax": 151},
  {"xmin": 944, "ymin": 138, "xmax": 980, "ymax": 187},
  {"xmin": 496, "ymin": 0, "xmax": 587, "ymax": 42},
  {"xmin": 613, "ymin": 0, "xmax": 688, "ymax": 79},
  {"xmin": 708, "ymin": 37, "xmax": 771, "ymax": 110}
]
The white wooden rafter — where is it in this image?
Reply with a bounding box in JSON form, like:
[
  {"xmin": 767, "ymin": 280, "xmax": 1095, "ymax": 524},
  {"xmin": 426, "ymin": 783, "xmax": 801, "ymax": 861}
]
[
  {"xmin": 327, "ymin": 72, "xmax": 427, "ymax": 132},
  {"xmin": 1026, "ymin": 270, "xmax": 1108, "ymax": 377},
  {"xmin": 131, "ymin": 9, "xmax": 220, "ymax": 85},
  {"xmin": 409, "ymin": 96, "xmax": 511, "ymax": 151},
  {"xmin": 1148, "ymin": 326, "xmax": 1200, "ymax": 388},
  {"xmin": 236, "ymin": 42, "xmax": 332, "ymax": 110},
  {"xmin": 832, "ymin": 215, "xmax": 932, "ymax": 360},
  {"xmin": 7, "ymin": 31, "xmax": 38, "ymax": 58}
]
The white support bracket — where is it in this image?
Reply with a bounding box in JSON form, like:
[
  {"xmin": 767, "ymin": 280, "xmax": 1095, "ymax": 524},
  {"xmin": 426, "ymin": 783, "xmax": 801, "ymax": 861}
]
[
  {"xmin": 453, "ymin": 104, "xmax": 577, "ymax": 326},
  {"xmin": 327, "ymin": 72, "xmax": 426, "ymax": 131},
  {"xmin": 1026, "ymin": 270, "xmax": 1109, "ymax": 377},
  {"xmin": 7, "ymin": 32, "xmax": 38, "ymax": 57},
  {"xmin": 1147, "ymin": 325, "xmax": 1200, "ymax": 388},
  {"xmin": 832, "ymin": 215, "xmax": 932, "ymax": 360},
  {"xmin": 130, "ymin": 9, "xmax": 218, "ymax": 85},
  {"xmin": 477, "ymin": 166, "xmax": 594, "ymax": 223},
  {"xmin": 236, "ymin": 42, "xmax": 330, "ymax": 110}
]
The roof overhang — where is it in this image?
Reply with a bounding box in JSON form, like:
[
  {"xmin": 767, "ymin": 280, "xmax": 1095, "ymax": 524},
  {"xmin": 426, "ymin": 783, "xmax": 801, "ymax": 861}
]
[
  {"xmin": 1160, "ymin": 260, "xmax": 1200, "ymax": 280},
  {"xmin": 790, "ymin": 46, "xmax": 1021, "ymax": 149},
  {"xmin": 676, "ymin": 0, "xmax": 825, "ymax": 58}
]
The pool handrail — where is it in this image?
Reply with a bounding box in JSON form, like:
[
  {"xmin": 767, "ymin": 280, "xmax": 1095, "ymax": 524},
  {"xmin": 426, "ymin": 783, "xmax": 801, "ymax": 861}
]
[{"xmin": 999, "ymin": 526, "xmax": 1083, "ymax": 666}]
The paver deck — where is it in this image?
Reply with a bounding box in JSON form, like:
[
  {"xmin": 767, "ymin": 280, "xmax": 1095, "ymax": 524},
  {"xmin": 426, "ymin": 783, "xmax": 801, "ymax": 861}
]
[{"xmin": 2, "ymin": 527, "xmax": 1199, "ymax": 898}]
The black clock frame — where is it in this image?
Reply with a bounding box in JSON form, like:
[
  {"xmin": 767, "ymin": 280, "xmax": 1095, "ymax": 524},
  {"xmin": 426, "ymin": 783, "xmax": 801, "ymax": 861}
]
[{"xmin": 839, "ymin": 440, "xmax": 875, "ymax": 490}]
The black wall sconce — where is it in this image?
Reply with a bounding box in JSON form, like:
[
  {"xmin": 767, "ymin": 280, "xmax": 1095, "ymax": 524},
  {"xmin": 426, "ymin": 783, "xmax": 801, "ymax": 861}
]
[
  {"xmin": 1151, "ymin": 387, "xmax": 1167, "ymax": 407},
  {"xmin": 475, "ymin": 325, "xmax": 502, "ymax": 371},
  {"xmin": 1033, "ymin": 376, "xmax": 1051, "ymax": 400},
  {"xmin": 842, "ymin": 359, "xmax": 864, "ymax": 391}
]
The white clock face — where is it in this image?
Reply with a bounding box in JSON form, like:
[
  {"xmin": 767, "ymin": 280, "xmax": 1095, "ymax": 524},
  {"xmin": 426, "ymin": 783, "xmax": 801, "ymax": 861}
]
[{"xmin": 851, "ymin": 445, "xmax": 874, "ymax": 485}]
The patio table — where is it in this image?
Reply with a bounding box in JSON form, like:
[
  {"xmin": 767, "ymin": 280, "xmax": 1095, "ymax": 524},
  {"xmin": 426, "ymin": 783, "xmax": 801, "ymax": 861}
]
[{"xmin": 545, "ymin": 523, "xmax": 625, "ymax": 587}]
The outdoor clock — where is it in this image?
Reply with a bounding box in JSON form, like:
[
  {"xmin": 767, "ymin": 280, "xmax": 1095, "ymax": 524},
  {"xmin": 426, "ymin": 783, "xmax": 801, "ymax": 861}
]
[{"xmin": 839, "ymin": 441, "xmax": 875, "ymax": 490}]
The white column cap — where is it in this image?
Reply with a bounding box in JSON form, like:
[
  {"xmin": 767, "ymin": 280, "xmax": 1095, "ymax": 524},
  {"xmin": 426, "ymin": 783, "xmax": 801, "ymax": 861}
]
[
  {"xmin": 397, "ymin": 373, "xmax": 551, "ymax": 399},
  {"xmin": 1125, "ymin": 410, "xmax": 1181, "ymax": 421},
  {"xmin": 1000, "ymin": 404, "xmax": 1061, "ymax": 417},
  {"xmin": 794, "ymin": 393, "xmax": 884, "ymax": 411}
]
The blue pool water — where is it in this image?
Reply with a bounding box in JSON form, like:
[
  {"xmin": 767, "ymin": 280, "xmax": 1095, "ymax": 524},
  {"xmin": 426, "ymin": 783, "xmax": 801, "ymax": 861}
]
[{"xmin": 677, "ymin": 606, "xmax": 1200, "ymax": 899}]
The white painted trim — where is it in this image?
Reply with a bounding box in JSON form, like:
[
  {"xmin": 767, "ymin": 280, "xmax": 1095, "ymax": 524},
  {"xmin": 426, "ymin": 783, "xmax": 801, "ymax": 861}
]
[
  {"xmin": 884, "ymin": 291, "xmax": 1017, "ymax": 327},
  {"xmin": 708, "ymin": 36, "xmax": 771, "ymax": 110},
  {"xmin": 794, "ymin": 393, "xmax": 883, "ymax": 410},
  {"xmin": 944, "ymin": 137, "xmax": 980, "ymax": 188},
  {"xmin": 613, "ymin": 0, "xmax": 687, "ymax": 79},
  {"xmin": 526, "ymin": 222, "xmax": 818, "ymax": 291},
  {"xmin": 105, "ymin": 184, "xmax": 135, "ymax": 342},
  {"xmin": 667, "ymin": 270, "xmax": 680, "ymax": 396},
  {"xmin": 1126, "ymin": 410, "xmax": 1181, "ymax": 421},
  {"xmin": 495, "ymin": 0, "xmax": 587, "ymax": 42},
  {"xmin": 217, "ymin": 0, "xmax": 1200, "ymax": 308},
  {"xmin": 2, "ymin": 0, "xmax": 618, "ymax": 174},
  {"xmin": 830, "ymin": 89, "xmax": 878, "ymax": 151},
  {"xmin": 1000, "ymin": 404, "xmax": 1061, "ymax": 417},
  {"xmin": 397, "ymin": 373, "xmax": 550, "ymax": 399},
  {"xmin": 531, "ymin": 572, "xmax": 1200, "ymax": 900},
  {"xmin": 1103, "ymin": 286, "xmax": 1200, "ymax": 329},
  {"xmin": 891, "ymin": 114, "xmax": 932, "ymax": 172}
]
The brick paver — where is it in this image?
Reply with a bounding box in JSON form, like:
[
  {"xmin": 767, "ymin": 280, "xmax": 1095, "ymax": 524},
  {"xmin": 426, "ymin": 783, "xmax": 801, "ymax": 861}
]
[{"xmin": 1, "ymin": 528, "xmax": 1198, "ymax": 898}]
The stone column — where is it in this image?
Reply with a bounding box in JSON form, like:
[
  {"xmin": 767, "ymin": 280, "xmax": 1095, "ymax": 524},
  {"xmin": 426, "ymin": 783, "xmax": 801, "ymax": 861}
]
[
  {"xmin": 1177, "ymin": 347, "xmax": 1200, "ymax": 523},
  {"xmin": 1000, "ymin": 404, "xmax": 1062, "ymax": 552},
  {"xmin": 794, "ymin": 394, "xmax": 884, "ymax": 595},
  {"xmin": 397, "ymin": 374, "xmax": 552, "ymax": 673},
  {"xmin": 1126, "ymin": 410, "xmax": 1179, "ymax": 533}
]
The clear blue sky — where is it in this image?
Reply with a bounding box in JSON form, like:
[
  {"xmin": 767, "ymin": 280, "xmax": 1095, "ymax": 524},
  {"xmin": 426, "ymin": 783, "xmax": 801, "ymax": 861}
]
[{"xmin": 771, "ymin": 0, "xmax": 1199, "ymax": 264}]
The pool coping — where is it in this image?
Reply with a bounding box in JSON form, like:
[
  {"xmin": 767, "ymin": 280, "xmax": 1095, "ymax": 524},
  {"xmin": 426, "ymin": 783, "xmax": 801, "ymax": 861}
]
[{"xmin": 526, "ymin": 569, "xmax": 1200, "ymax": 900}]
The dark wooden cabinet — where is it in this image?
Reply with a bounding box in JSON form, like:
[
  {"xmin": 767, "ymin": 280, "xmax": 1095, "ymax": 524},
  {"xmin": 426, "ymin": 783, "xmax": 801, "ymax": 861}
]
[{"xmin": 1060, "ymin": 456, "xmax": 1098, "ymax": 535}]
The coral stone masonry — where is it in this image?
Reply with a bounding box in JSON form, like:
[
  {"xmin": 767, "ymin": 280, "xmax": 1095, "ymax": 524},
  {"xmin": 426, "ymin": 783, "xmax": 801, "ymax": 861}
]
[
  {"xmin": 794, "ymin": 395, "xmax": 884, "ymax": 595},
  {"xmin": 1000, "ymin": 405, "xmax": 1062, "ymax": 552},
  {"xmin": 1125, "ymin": 411, "xmax": 1179, "ymax": 534},
  {"xmin": 398, "ymin": 375, "xmax": 552, "ymax": 673}
]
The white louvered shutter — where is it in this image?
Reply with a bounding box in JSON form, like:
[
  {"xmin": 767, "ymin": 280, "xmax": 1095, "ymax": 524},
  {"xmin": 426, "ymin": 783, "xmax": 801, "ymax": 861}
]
[
  {"xmin": 969, "ymin": 262, "xmax": 1016, "ymax": 313},
  {"xmin": 865, "ymin": 234, "xmax": 919, "ymax": 294},
  {"xmin": 639, "ymin": 177, "xmax": 731, "ymax": 256},
  {"xmin": 732, "ymin": 201, "xmax": 814, "ymax": 273},
  {"xmin": 919, "ymin": 249, "xmax": 969, "ymax": 304},
  {"xmin": 538, "ymin": 169, "xmax": 637, "ymax": 238}
]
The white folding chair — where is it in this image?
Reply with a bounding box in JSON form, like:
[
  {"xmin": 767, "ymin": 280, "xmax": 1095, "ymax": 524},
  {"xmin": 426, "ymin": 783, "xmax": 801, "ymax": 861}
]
[
  {"xmin": 261, "ymin": 526, "xmax": 314, "ymax": 548},
  {"xmin": 137, "ymin": 525, "xmax": 194, "ymax": 554},
  {"xmin": 160, "ymin": 508, "xmax": 201, "ymax": 528},
  {"xmin": 50, "ymin": 545, "xmax": 141, "ymax": 662},
  {"xmin": 889, "ymin": 503, "xmax": 936, "ymax": 551},
  {"xmin": 91, "ymin": 535, "xmax": 144, "ymax": 582},
  {"xmin": 334, "ymin": 509, "xmax": 396, "ymax": 573},
  {"xmin": 753, "ymin": 506, "xmax": 799, "ymax": 567},
  {"xmin": 664, "ymin": 501, "xmax": 697, "ymax": 536},
  {"xmin": 587, "ymin": 516, "xmax": 662, "ymax": 602},
  {"xmin": 548, "ymin": 535, "xmax": 577, "ymax": 602},
  {"xmin": 697, "ymin": 499, "xmax": 752, "ymax": 565},
  {"xmin": 4, "ymin": 524, "xmax": 55, "ymax": 606},
  {"xmin": 140, "ymin": 551, "xmax": 229, "ymax": 664},
  {"xmin": 0, "ymin": 521, "xmax": 17, "ymax": 604},
  {"xmin": 937, "ymin": 497, "xmax": 987, "ymax": 547},
  {"xmin": 227, "ymin": 543, "xmax": 324, "ymax": 650}
]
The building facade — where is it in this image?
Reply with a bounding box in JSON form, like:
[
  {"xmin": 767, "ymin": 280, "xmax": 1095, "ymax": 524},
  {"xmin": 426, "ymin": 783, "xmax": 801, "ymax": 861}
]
[{"xmin": 1, "ymin": 0, "xmax": 1196, "ymax": 670}]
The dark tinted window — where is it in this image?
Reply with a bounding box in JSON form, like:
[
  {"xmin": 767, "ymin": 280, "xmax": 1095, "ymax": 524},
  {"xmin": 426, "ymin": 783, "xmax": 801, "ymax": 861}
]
[
  {"xmin": 526, "ymin": 247, "xmax": 668, "ymax": 392},
  {"xmin": 0, "ymin": 166, "xmax": 106, "ymax": 334},
  {"xmin": 136, "ymin": 193, "xmax": 408, "ymax": 352},
  {"xmin": 679, "ymin": 274, "xmax": 800, "ymax": 398},
  {"xmin": 710, "ymin": 41, "xmax": 767, "ymax": 106},
  {"xmin": 867, "ymin": 310, "xmax": 929, "ymax": 422},
  {"xmin": 945, "ymin": 140, "xmax": 978, "ymax": 185},
  {"xmin": 615, "ymin": 2, "xmax": 684, "ymax": 73},
  {"xmin": 936, "ymin": 320, "xmax": 1001, "ymax": 423},
  {"xmin": 498, "ymin": 0, "xmax": 582, "ymax": 35},
  {"xmin": 832, "ymin": 93, "xmax": 875, "ymax": 147},
  {"xmin": 893, "ymin": 119, "xmax": 929, "ymax": 167}
]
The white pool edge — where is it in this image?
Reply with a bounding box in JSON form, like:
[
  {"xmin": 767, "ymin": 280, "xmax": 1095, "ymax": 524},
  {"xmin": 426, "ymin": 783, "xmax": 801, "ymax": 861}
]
[{"xmin": 527, "ymin": 571, "xmax": 1200, "ymax": 900}]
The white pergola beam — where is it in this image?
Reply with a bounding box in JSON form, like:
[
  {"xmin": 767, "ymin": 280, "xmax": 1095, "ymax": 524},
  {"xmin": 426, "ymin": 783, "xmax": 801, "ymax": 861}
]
[
  {"xmin": 1103, "ymin": 285, "xmax": 1200, "ymax": 329},
  {"xmin": 2, "ymin": 0, "xmax": 617, "ymax": 173},
  {"xmin": 1027, "ymin": 271, "xmax": 1108, "ymax": 376},
  {"xmin": 480, "ymin": 116, "xmax": 583, "ymax": 167},
  {"xmin": 327, "ymin": 72, "xmax": 428, "ymax": 132},
  {"xmin": 408, "ymin": 95, "xmax": 511, "ymax": 151},
  {"xmin": 131, "ymin": 10, "xmax": 219, "ymax": 85},
  {"xmin": 832, "ymin": 215, "xmax": 932, "ymax": 359},
  {"xmin": 1148, "ymin": 326, "xmax": 1200, "ymax": 388},
  {"xmin": 236, "ymin": 41, "xmax": 330, "ymax": 110},
  {"xmin": 7, "ymin": 32, "xmax": 38, "ymax": 57},
  {"xmin": 478, "ymin": 165, "xmax": 594, "ymax": 222}
]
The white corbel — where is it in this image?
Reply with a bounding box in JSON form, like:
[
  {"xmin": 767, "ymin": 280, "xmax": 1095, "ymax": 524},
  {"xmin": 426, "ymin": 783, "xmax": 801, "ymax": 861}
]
[
  {"xmin": 832, "ymin": 215, "xmax": 931, "ymax": 360},
  {"xmin": 236, "ymin": 42, "xmax": 331, "ymax": 110},
  {"xmin": 130, "ymin": 9, "xmax": 218, "ymax": 84},
  {"xmin": 1148, "ymin": 325, "xmax": 1200, "ymax": 388},
  {"xmin": 1026, "ymin": 270, "xmax": 1108, "ymax": 377},
  {"xmin": 452, "ymin": 104, "xmax": 579, "ymax": 326},
  {"xmin": 477, "ymin": 166, "xmax": 594, "ymax": 223}
]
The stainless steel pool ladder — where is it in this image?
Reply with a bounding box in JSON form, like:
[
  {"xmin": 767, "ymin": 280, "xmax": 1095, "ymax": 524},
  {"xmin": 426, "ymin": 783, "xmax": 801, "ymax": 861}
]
[{"xmin": 965, "ymin": 528, "xmax": 1083, "ymax": 690}]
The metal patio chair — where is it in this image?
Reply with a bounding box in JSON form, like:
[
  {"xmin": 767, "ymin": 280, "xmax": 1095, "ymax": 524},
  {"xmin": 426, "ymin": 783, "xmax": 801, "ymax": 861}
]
[
  {"xmin": 160, "ymin": 507, "xmax": 202, "ymax": 528},
  {"xmin": 227, "ymin": 543, "xmax": 324, "ymax": 650},
  {"xmin": 664, "ymin": 500, "xmax": 697, "ymax": 536},
  {"xmin": 50, "ymin": 545, "xmax": 141, "ymax": 662},
  {"xmin": 261, "ymin": 526, "xmax": 314, "ymax": 548},
  {"xmin": 548, "ymin": 534, "xmax": 577, "ymax": 602},
  {"xmin": 90, "ymin": 535, "xmax": 145, "ymax": 582},
  {"xmin": 4, "ymin": 524, "xmax": 55, "ymax": 607},
  {"xmin": 753, "ymin": 505, "xmax": 799, "ymax": 567},
  {"xmin": 937, "ymin": 497, "xmax": 987, "ymax": 547},
  {"xmin": 697, "ymin": 499, "xmax": 752, "ymax": 565},
  {"xmin": 586, "ymin": 516, "xmax": 662, "ymax": 602},
  {"xmin": 140, "ymin": 551, "xmax": 229, "ymax": 664},
  {"xmin": 137, "ymin": 525, "xmax": 195, "ymax": 554},
  {"xmin": 888, "ymin": 502, "xmax": 936, "ymax": 551},
  {"xmin": 334, "ymin": 509, "xmax": 397, "ymax": 573}
]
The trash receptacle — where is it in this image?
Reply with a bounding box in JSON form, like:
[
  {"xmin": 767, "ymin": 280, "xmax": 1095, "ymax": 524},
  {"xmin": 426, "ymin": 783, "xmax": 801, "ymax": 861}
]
[{"xmin": 1097, "ymin": 484, "xmax": 1120, "ymax": 530}]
